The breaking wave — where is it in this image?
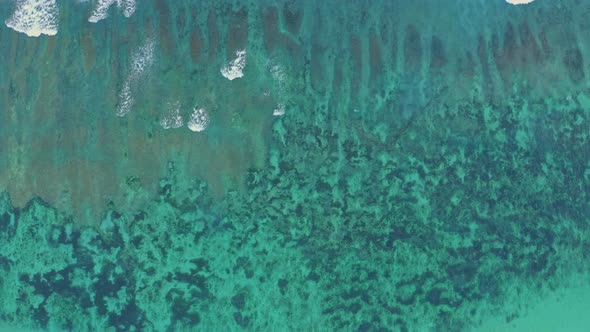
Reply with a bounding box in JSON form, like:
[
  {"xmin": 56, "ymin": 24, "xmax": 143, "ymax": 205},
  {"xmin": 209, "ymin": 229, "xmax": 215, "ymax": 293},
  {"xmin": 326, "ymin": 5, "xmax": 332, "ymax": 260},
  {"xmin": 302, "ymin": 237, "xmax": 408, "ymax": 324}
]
[
  {"xmin": 221, "ymin": 50, "xmax": 247, "ymax": 80},
  {"xmin": 5, "ymin": 0, "xmax": 59, "ymax": 37},
  {"xmin": 187, "ymin": 108, "xmax": 209, "ymax": 132},
  {"xmin": 273, "ymin": 103, "xmax": 285, "ymax": 116},
  {"xmin": 4, "ymin": 0, "xmax": 138, "ymax": 36}
]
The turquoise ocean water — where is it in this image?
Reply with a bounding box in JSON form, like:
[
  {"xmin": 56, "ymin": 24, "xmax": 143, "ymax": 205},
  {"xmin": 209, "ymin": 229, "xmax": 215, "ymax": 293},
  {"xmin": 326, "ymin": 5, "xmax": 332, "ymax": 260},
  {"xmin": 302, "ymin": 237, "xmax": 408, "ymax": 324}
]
[{"xmin": 1, "ymin": 0, "xmax": 590, "ymax": 330}]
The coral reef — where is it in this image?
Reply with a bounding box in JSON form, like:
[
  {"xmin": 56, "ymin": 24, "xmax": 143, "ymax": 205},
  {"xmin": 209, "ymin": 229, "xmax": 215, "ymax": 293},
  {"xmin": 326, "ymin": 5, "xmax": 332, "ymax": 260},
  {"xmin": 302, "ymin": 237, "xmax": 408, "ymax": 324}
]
[{"xmin": 2, "ymin": 0, "xmax": 590, "ymax": 330}]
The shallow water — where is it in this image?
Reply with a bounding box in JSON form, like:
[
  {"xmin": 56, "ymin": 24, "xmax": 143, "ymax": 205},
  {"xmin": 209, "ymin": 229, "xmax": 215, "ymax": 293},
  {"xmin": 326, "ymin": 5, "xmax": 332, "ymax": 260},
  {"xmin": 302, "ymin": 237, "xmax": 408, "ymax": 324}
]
[{"xmin": 1, "ymin": 0, "xmax": 590, "ymax": 331}]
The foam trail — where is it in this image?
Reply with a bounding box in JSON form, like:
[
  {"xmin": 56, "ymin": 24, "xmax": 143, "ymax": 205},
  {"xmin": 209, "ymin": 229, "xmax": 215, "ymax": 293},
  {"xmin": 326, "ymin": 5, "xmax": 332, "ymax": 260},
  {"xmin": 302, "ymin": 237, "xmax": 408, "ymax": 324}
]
[
  {"xmin": 160, "ymin": 102, "xmax": 184, "ymax": 129},
  {"xmin": 88, "ymin": 0, "xmax": 115, "ymax": 23},
  {"xmin": 118, "ymin": 0, "xmax": 136, "ymax": 17},
  {"xmin": 129, "ymin": 39, "xmax": 156, "ymax": 79},
  {"xmin": 116, "ymin": 82, "xmax": 134, "ymax": 117},
  {"xmin": 88, "ymin": 0, "xmax": 136, "ymax": 23},
  {"xmin": 116, "ymin": 38, "xmax": 155, "ymax": 117},
  {"xmin": 270, "ymin": 65, "xmax": 286, "ymax": 84},
  {"xmin": 268, "ymin": 63, "xmax": 287, "ymax": 116},
  {"xmin": 5, "ymin": 0, "xmax": 59, "ymax": 37}
]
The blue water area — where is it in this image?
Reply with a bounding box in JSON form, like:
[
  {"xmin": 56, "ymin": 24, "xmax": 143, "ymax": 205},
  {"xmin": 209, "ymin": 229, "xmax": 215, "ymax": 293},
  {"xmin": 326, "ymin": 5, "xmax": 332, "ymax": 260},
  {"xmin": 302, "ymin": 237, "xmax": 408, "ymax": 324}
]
[{"xmin": 1, "ymin": 0, "xmax": 590, "ymax": 331}]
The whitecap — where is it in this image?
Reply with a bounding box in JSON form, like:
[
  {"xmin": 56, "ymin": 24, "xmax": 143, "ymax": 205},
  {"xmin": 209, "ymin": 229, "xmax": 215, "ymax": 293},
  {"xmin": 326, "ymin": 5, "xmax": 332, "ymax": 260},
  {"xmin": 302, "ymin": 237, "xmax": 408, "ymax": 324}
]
[
  {"xmin": 273, "ymin": 103, "xmax": 285, "ymax": 116},
  {"xmin": 5, "ymin": 0, "xmax": 59, "ymax": 37},
  {"xmin": 221, "ymin": 50, "xmax": 247, "ymax": 80},
  {"xmin": 160, "ymin": 102, "xmax": 184, "ymax": 129},
  {"xmin": 187, "ymin": 108, "xmax": 209, "ymax": 132}
]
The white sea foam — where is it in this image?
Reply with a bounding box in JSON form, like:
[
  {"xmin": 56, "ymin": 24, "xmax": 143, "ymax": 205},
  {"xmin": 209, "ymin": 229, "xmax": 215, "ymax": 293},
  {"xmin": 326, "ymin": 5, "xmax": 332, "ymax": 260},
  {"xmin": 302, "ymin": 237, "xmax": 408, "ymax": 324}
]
[
  {"xmin": 118, "ymin": 0, "xmax": 136, "ymax": 17},
  {"xmin": 5, "ymin": 0, "xmax": 59, "ymax": 37},
  {"xmin": 187, "ymin": 108, "xmax": 209, "ymax": 132},
  {"xmin": 88, "ymin": 0, "xmax": 114, "ymax": 23},
  {"xmin": 273, "ymin": 103, "xmax": 285, "ymax": 116},
  {"xmin": 88, "ymin": 0, "xmax": 136, "ymax": 23},
  {"xmin": 160, "ymin": 102, "xmax": 184, "ymax": 129},
  {"xmin": 506, "ymin": 0, "xmax": 535, "ymax": 4},
  {"xmin": 221, "ymin": 50, "xmax": 247, "ymax": 80},
  {"xmin": 116, "ymin": 38, "xmax": 156, "ymax": 117}
]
